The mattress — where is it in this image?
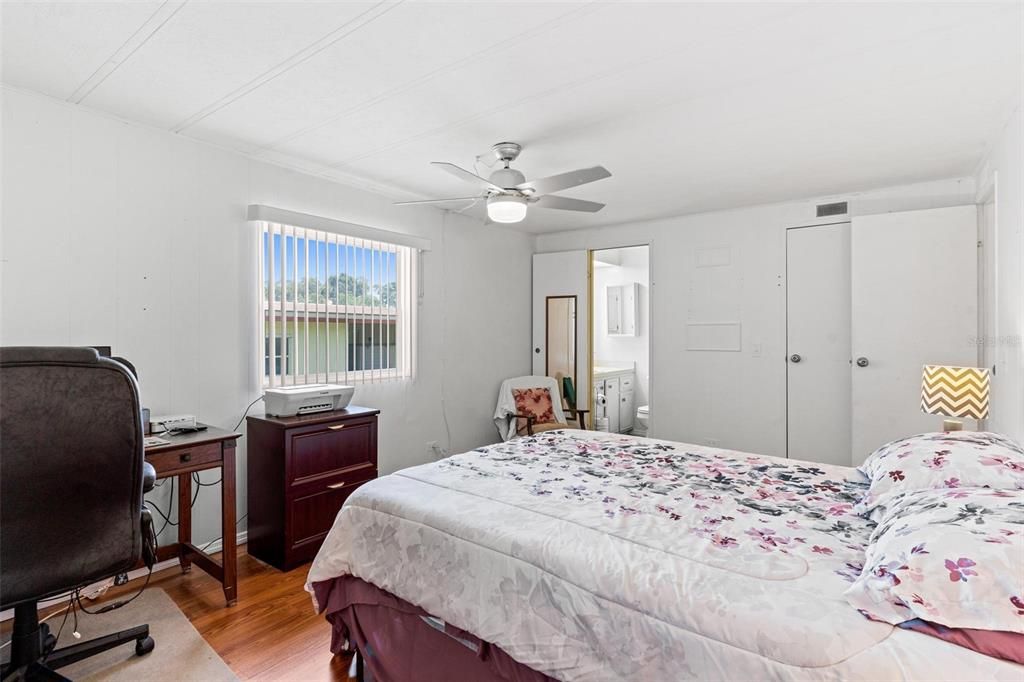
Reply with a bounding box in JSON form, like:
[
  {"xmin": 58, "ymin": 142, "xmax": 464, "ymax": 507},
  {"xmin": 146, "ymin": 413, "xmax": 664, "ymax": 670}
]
[{"xmin": 306, "ymin": 430, "xmax": 1024, "ymax": 681}]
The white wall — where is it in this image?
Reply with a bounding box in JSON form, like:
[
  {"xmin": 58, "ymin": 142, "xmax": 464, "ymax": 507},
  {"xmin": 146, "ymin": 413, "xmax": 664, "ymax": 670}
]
[
  {"xmin": 536, "ymin": 177, "xmax": 976, "ymax": 458},
  {"xmin": 975, "ymin": 103, "xmax": 1024, "ymax": 444},
  {"xmin": 593, "ymin": 246, "xmax": 649, "ymax": 407},
  {"xmin": 0, "ymin": 87, "xmax": 533, "ymax": 546}
]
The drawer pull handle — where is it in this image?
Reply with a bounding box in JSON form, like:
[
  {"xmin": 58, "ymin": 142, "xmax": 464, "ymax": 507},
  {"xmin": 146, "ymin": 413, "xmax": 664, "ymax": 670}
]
[
  {"xmin": 180, "ymin": 452, "xmax": 191, "ymax": 463},
  {"xmin": 327, "ymin": 481, "xmax": 347, "ymax": 490},
  {"xmin": 328, "ymin": 424, "xmax": 346, "ymax": 431}
]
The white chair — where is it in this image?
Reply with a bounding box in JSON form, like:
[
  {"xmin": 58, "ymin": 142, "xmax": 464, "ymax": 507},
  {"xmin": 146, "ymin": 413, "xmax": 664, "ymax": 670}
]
[{"xmin": 493, "ymin": 375, "xmax": 589, "ymax": 441}]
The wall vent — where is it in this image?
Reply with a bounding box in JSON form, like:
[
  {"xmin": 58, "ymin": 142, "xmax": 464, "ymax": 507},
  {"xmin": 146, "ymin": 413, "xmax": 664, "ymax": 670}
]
[{"xmin": 816, "ymin": 201, "xmax": 848, "ymax": 218}]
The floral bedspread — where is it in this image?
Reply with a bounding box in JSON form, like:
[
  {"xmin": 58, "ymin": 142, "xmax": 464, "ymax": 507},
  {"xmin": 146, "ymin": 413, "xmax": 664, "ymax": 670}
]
[{"xmin": 307, "ymin": 430, "xmax": 1023, "ymax": 681}]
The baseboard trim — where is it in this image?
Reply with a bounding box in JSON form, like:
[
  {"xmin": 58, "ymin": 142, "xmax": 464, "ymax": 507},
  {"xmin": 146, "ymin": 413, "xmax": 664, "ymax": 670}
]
[{"xmin": 0, "ymin": 531, "xmax": 248, "ymax": 622}]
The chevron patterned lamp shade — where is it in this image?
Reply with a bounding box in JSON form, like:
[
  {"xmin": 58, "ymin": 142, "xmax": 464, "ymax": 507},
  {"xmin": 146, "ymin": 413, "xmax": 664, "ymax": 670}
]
[{"xmin": 921, "ymin": 365, "xmax": 990, "ymax": 430}]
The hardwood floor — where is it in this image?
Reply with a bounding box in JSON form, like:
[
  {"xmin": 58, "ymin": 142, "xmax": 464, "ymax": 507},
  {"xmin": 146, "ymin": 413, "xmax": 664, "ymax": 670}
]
[{"xmin": 87, "ymin": 546, "xmax": 353, "ymax": 681}]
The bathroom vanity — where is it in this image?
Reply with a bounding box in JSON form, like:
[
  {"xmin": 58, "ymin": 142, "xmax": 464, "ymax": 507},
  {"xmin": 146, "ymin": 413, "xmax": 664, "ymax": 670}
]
[{"xmin": 592, "ymin": 365, "xmax": 636, "ymax": 433}]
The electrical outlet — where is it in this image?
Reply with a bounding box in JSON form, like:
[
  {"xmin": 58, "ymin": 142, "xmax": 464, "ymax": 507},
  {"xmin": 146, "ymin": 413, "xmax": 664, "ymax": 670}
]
[{"xmin": 752, "ymin": 343, "xmax": 763, "ymax": 358}]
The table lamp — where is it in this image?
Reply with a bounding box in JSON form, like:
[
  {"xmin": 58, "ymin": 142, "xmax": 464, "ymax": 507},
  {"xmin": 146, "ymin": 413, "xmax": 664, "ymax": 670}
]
[{"xmin": 921, "ymin": 365, "xmax": 990, "ymax": 431}]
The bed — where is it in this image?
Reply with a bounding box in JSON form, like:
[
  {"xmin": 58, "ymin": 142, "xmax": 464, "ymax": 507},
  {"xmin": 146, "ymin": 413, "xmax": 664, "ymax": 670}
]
[{"xmin": 306, "ymin": 430, "xmax": 1024, "ymax": 681}]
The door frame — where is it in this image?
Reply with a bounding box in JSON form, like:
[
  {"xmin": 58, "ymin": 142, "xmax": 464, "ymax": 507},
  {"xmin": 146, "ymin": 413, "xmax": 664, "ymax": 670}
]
[
  {"xmin": 976, "ymin": 174, "xmax": 996, "ymax": 433},
  {"xmin": 589, "ymin": 243, "xmax": 654, "ymax": 437}
]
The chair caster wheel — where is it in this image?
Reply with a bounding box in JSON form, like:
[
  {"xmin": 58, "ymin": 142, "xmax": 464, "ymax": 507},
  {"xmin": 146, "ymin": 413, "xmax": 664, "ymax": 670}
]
[{"xmin": 135, "ymin": 636, "xmax": 155, "ymax": 656}]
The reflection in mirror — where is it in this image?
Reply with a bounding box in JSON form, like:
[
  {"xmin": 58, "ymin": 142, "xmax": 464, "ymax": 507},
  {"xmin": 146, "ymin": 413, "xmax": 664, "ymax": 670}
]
[{"xmin": 546, "ymin": 296, "xmax": 577, "ymax": 398}]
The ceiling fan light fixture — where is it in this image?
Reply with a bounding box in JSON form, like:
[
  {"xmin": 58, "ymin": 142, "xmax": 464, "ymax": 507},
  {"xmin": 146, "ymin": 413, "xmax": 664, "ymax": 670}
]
[{"xmin": 486, "ymin": 194, "xmax": 527, "ymax": 223}]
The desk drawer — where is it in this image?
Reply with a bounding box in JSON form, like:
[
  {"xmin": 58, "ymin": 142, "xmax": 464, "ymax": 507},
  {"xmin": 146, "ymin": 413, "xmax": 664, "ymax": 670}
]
[
  {"xmin": 147, "ymin": 442, "xmax": 221, "ymax": 475},
  {"xmin": 287, "ymin": 419, "xmax": 374, "ymax": 485}
]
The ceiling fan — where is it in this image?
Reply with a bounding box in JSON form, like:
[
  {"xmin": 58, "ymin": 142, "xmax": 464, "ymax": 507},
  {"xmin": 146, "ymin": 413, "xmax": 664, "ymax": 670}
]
[{"xmin": 395, "ymin": 142, "xmax": 611, "ymax": 224}]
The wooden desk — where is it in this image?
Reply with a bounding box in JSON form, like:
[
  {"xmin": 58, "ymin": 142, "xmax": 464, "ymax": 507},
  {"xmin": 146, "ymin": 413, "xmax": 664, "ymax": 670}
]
[{"xmin": 145, "ymin": 425, "xmax": 241, "ymax": 606}]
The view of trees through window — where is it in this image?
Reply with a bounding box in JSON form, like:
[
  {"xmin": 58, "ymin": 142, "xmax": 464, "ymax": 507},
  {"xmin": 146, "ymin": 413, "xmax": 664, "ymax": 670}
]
[{"xmin": 265, "ymin": 273, "xmax": 397, "ymax": 306}]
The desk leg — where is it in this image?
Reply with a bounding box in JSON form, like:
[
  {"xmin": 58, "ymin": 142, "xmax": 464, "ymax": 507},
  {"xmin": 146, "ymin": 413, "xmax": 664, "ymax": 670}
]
[
  {"xmin": 221, "ymin": 443, "xmax": 238, "ymax": 606},
  {"xmin": 177, "ymin": 472, "xmax": 192, "ymax": 573}
]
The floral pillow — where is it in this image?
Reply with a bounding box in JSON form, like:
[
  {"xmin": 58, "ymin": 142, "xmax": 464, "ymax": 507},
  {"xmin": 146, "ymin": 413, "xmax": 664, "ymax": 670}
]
[
  {"xmin": 845, "ymin": 487, "xmax": 1024, "ymax": 634},
  {"xmin": 511, "ymin": 387, "xmax": 557, "ymax": 434},
  {"xmin": 855, "ymin": 431, "xmax": 1024, "ymax": 520}
]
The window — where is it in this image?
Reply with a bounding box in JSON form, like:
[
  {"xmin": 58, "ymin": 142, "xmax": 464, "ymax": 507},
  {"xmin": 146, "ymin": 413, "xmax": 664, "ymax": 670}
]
[
  {"xmin": 258, "ymin": 220, "xmax": 416, "ymax": 387},
  {"xmin": 264, "ymin": 335, "xmax": 294, "ymax": 376}
]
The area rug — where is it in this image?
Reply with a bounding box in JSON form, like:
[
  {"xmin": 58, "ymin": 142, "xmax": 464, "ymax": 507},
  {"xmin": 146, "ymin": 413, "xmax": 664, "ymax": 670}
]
[{"xmin": 11, "ymin": 588, "xmax": 238, "ymax": 681}]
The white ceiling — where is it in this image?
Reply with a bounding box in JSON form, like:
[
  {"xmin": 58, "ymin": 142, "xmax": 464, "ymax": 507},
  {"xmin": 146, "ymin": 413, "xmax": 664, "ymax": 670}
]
[{"xmin": 3, "ymin": 1, "xmax": 1022, "ymax": 233}]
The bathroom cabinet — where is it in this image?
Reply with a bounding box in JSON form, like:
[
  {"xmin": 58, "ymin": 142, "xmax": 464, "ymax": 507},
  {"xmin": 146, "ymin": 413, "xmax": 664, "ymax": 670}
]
[
  {"xmin": 606, "ymin": 283, "xmax": 639, "ymax": 336},
  {"xmin": 593, "ymin": 368, "xmax": 635, "ymax": 433}
]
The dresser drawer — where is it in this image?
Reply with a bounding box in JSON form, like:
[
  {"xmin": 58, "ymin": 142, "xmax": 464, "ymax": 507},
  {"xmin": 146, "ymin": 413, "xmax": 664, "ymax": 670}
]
[
  {"xmin": 286, "ymin": 418, "xmax": 374, "ymax": 485},
  {"xmin": 147, "ymin": 442, "xmax": 221, "ymax": 475},
  {"xmin": 288, "ymin": 476, "xmax": 372, "ymax": 554}
]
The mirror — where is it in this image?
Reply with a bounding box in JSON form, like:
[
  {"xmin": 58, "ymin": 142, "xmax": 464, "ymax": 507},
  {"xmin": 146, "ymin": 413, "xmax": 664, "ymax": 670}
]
[{"xmin": 545, "ymin": 296, "xmax": 577, "ymax": 396}]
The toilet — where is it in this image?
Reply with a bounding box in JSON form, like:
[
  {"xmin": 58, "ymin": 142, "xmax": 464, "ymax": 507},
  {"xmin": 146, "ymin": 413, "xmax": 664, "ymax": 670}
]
[{"xmin": 635, "ymin": 405, "xmax": 649, "ymax": 437}]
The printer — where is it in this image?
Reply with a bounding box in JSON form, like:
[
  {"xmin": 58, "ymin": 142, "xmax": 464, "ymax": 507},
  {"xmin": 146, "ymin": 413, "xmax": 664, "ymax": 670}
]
[{"xmin": 263, "ymin": 384, "xmax": 354, "ymax": 417}]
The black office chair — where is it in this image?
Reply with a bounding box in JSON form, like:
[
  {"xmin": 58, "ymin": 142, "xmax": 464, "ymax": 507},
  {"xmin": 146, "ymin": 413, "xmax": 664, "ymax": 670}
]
[{"xmin": 1, "ymin": 347, "xmax": 158, "ymax": 681}]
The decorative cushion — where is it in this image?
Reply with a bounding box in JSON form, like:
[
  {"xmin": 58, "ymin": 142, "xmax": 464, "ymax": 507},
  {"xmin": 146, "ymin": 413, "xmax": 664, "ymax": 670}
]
[
  {"xmin": 855, "ymin": 431, "xmax": 1024, "ymax": 521},
  {"xmin": 845, "ymin": 487, "xmax": 1024, "ymax": 634},
  {"xmin": 512, "ymin": 387, "xmax": 556, "ymax": 435}
]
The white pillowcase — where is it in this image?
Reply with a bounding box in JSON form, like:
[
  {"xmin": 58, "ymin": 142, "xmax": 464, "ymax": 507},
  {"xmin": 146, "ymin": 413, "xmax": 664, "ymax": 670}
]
[
  {"xmin": 845, "ymin": 487, "xmax": 1024, "ymax": 633},
  {"xmin": 854, "ymin": 431, "xmax": 1024, "ymax": 521}
]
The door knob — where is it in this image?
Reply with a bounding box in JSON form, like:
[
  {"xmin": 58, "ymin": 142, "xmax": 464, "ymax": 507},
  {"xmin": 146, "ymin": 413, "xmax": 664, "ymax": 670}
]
[
  {"xmin": 789, "ymin": 354, "xmax": 802, "ymax": 363},
  {"xmin": 856, "ymin": 357, "xmax": 869, "ymax": 367},
  {"xmin": 534, "ymin": 347, "xmax": 541, "ymax": 354}
]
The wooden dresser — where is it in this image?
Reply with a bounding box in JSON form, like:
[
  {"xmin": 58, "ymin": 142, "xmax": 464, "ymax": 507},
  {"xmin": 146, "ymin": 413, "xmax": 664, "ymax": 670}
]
[{"xmin": 245, "ymin": 406, "xmax": 379, "ymax": 571}]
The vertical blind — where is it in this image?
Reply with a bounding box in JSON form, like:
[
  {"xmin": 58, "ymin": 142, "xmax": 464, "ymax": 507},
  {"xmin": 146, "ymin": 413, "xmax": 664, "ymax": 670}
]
[{"xmin": 258, "ymin": 220, "xmax": 416, "ymax": 387}]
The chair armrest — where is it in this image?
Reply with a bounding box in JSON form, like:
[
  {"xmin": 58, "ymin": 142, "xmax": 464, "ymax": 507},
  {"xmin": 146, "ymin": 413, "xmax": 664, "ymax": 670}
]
[
  {"xmin": 569, "ymin": 409, "xmax": 590, "ymax": 430},
  {"xmin": 512, "ymin": 414, "xmax": 537, "ymax": 436}
]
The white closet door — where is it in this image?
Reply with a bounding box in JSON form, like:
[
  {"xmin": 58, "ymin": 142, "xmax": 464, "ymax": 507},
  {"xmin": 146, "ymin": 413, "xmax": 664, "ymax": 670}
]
[
  {"xmin": 532, "ymin": 251, "xmax": 590, "ymax": 410},
  {"xmin": 851, "ymin": 205, "xmax": 978, "ymax": 464},
  {"xmin": 786, "ymin": 223, "xmax": 852, "ymax": 465}
]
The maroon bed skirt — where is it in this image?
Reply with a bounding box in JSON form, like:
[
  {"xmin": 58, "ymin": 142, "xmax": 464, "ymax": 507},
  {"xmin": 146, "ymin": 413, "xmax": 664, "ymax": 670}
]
[
  {"xmin": 310, "ymin": 577, "xmax": 1024, "ymax": 679},
  {"xmin": 311, "ymin": 576, "xmax": 556, "ymax": 682}
]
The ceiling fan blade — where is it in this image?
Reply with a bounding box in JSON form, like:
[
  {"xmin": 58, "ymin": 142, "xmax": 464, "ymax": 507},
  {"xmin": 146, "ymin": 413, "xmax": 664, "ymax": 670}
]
[
  {"xmin": 533, "ymin": 194, "xmax": 605, "ymax": 213},
  {"xmin": 394, "ymin": 196, "xmax": 481, "ymax": 207},
  {"xmin": 431, "ymin": 162, "xmax": 502, "ymax": 192},
  {"xmin": 517, "ymin": 165, "xmax": 611, "ymax": 195}
]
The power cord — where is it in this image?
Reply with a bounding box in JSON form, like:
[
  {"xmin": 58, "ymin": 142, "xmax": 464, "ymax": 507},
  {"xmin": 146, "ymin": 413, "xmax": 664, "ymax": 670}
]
[
  {"xmin": 233, "ymin": 396, "xmax": 264, "ymax": 433},
  {"xmin": 148, "ymin": 394, "xmax": 262, "ymax": 535},
  {"xmin": 75, "ymin": 568, "xmax": 153, "ymax": 616},
  {"xmin": 192, "ymin": 471, "xmax": 222, "ymax": 487},
  {"xmin": 143, "ymin": 397, "xmax": 261, "ymax": 566},
  {"xmin": 197, "ymin": 513, "xmax": 248, "ymax": 553},
  {"xmin": 150, "ymin": 477, "xmax": 177, "ymax": 535},
  {"xmin": 30, "ymin": 560, "xmax": 151, "ymax": 660},
  {"xmin": 39, "ymin": 593, "xmax": 76, "ymax": 662}
]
